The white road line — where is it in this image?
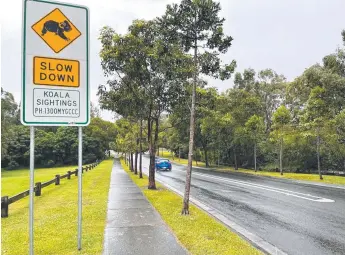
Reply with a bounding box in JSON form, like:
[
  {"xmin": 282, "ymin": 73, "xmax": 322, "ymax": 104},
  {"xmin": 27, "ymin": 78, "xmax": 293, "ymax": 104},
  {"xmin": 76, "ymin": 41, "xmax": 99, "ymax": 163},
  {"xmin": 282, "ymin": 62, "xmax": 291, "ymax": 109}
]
[
  {"xmin": 142, "ymin": 158, "xmax": 335, "ymax": 203},
  {"xmin": 160, "ymin": 168, "xmax": 335, "ymax": 203},
  {"xmin": 142, "ymin": 166, "xmax": 288, "ymax": 255}
]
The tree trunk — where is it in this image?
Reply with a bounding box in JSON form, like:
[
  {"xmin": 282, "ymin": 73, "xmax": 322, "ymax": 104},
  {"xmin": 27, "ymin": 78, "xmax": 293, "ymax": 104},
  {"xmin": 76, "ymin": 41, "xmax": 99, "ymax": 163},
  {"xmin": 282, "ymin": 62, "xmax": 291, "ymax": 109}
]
[
  {"xmin": 157, "ymin": 146, "xmax": 159, "ymax": 156},
  {"xmin": 182, "ymin": 41, "xmax": 197, "ymax": 215},
  {"xmin": 317, "ymin": 127, "xmax": 323, "ymax": 180},
  {"xmin": 179, "ymin": 147, "xmax": 181, "ymax": 161},
  {"xmin": 130, "ymin": 153, "xmax": 134, "ymax": 172},
  {"xmin": 148, "ymin": 118, "xmax": 156, "ymax": 189},
  {"xmin": 264, "ymin": 95, "xmax": 270, "ymax": 133},
  {"xmin": 204, "ymin": 149, "xmax": 209, "ymax": 167},
  {"xmin": 254, "ymin": 142, "xmax": 257, "ymax": 172},
  {"xmin": 218, "ymin": 146, "xmax": 220, "ymax": 167},
  {"xmin": 234, "ymin": 148, "xmax": 238, "ymax": 170},
  {"xmin": 280, "ymin": 136, "xmax": 283, "ymax": 175},
  {"xmin": 139, "ymin": 119, "xmax": 143, "ymax": 178},
  {"xmin": 134, "ymin": 149, "xmax": 138, "ymax": 175}
]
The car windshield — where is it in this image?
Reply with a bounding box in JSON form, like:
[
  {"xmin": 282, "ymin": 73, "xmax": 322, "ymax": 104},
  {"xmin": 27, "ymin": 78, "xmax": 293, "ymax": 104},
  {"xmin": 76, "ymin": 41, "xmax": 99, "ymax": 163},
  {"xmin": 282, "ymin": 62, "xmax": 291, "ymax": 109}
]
[{"xmin": 159, "ymin": 159, "xmax": 169, "ymax": 163}]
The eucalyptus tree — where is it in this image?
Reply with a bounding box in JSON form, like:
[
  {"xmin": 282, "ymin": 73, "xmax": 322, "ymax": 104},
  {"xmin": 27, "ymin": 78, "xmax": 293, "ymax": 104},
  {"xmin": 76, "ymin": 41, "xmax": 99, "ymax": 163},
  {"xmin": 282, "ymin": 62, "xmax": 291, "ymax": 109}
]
[
  {"xmin": 272, "ymin": 105, "xmax": 291, "ymax": 175},
  {"xmin": 303, "ymin": 86, "xmax": 332, "ymax": 180},
  {"xmin": 159, "ymin": 0, "xmax": 236, "ymax": 214},
  {"xmin": 1, "ymin": 89, "xmax": 19, "ymax": 160},
  {"xmin": 245, "ymin": 115, "xmax": 265, "ymax": 172},
  {"xmin": 234, "ymin": 68, "xmax": 286, "ymax": 132},
  {"xmin": 334, "ymin": 110, "xmax": 345, "ymax": 170},
  {"xmin": 256, "ymin": 69, "xmax": 286, "ymax": 132},
  {"xmin": 220, "ymin": 88, "xmax": 262, "ymax": 169},
  {"xmin": 234, "ymin": 68, "xmax": 256, "ymax": 91},
  {"xmin": 98, "ymin": 20, "xmax": 192, "ymax": 189}
]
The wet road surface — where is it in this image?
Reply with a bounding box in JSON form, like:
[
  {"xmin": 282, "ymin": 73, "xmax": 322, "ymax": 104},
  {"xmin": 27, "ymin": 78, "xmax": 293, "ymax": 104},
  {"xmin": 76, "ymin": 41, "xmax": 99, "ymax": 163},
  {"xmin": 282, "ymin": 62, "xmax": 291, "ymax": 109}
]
[{"xmin": 142, "ymin": 156, "xmax": 345, "ymax": 255}]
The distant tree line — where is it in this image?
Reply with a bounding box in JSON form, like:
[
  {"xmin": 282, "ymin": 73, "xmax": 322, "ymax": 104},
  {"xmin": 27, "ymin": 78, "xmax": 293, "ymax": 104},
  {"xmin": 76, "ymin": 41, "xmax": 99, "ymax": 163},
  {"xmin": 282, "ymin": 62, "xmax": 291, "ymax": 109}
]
[
  {"xmin": 1, "ymin": 91, "xmax": 116, "ymax": 170},
  {"xmin": 163, "ymin": 30, "xmax": 345, "ymax": 176}
]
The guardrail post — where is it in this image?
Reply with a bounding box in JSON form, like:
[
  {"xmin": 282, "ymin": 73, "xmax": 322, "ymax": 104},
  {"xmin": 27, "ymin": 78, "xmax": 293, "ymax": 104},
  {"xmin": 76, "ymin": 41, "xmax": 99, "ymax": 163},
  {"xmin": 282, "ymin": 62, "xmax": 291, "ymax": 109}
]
[
  {"xmin": 1, "ymin": 196, "xmax": 9, "ymax": 218},
  {"xmin": 55, "ymin": 175, "xmax": 60, "ymax": 185},
  {"xmin": 35, "ymin": 182, "xmax": 42, "ymax": 196},
  {"xmin": 67, "ymin": 171, "xmax": 71, "ymax": 179}
]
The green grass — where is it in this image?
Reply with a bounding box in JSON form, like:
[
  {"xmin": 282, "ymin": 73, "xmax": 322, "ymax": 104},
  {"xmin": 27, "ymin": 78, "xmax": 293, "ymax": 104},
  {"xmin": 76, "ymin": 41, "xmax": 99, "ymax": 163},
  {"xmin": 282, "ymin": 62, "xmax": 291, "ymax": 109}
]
[
  {"xmin": 222, "ymin": 168, "xmax": 345, "ymax": 185},
  {"xmin": 159, "ymin": 151, "xmax": 345, "ymax": 186},
  {"xmin": 1, "ymin": 159, "xmax": 113, "ymax": 255},
  {"xmin": 120, "ymin": 159, "xmax": 262, "ymax": 255},
  {"xmin": 1, "ymin": 165, "xmax": 80, "ymax": 197}
]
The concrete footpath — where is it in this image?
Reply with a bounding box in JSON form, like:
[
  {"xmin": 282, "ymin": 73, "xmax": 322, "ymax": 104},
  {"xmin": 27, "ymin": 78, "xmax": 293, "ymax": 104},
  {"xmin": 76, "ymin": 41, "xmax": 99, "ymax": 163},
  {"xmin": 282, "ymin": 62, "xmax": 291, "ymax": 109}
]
[{"xmin": 103, "ymin": 159, "xmax": 187, "ymax": 255}]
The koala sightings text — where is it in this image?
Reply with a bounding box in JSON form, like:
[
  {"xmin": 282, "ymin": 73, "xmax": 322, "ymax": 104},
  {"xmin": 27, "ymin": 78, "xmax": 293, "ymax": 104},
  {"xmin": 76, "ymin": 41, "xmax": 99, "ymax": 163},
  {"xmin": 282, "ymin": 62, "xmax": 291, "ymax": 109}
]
[{"xmin": 41, "ymin": 20, "xmax": 72, "ymax": 41}]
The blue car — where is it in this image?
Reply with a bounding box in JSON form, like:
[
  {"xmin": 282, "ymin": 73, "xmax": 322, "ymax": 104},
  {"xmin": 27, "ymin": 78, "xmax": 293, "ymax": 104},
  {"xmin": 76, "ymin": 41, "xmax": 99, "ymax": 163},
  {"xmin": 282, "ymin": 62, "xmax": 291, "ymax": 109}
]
[{"xmin": 155, "ymin": 158, "xmax": 172, "ymax": 171}]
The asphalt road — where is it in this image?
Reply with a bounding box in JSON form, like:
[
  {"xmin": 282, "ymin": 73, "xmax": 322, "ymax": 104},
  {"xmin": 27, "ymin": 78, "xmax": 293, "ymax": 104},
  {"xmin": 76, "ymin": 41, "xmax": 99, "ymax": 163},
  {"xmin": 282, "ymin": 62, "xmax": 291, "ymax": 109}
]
[{"xmin": 142, "ymin": 156, "xmax": 345, "ymax": 255}]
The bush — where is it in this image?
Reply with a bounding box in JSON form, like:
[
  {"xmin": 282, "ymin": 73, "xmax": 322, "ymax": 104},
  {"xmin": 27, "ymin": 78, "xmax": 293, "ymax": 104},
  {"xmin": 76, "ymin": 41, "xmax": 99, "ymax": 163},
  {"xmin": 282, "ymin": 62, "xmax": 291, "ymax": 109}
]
[
  {"xmin": 7, "ymin": 160, "xmax": 20, "ymax": 170},
  {"xmin": 45, "ymin": 160, "xmax": 55, "ymax": 167},
  {"xmin": 83, "ymin": 153, "xmax": 97, "ymax": 164}
]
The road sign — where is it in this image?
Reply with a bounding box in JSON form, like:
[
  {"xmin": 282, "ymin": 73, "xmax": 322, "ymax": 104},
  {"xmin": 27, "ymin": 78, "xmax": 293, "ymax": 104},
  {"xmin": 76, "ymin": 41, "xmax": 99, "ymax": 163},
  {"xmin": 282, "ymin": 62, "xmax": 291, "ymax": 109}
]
[
  {"xmin": 33, "ymin": 57, "xmax": 80, "ymax": 87},
  {"xmin": 31, "ymin": 8, "xmax": 81, "ymax": 54},
  {"xmin": 21, "ymin": 0, "xmax": 89, "ymax": 126}
]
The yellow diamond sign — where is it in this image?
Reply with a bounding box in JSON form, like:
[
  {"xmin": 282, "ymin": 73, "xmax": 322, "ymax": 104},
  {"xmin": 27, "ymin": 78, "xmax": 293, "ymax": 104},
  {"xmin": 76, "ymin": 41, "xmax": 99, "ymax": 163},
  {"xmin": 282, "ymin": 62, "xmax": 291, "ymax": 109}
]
[{"xmin": 31, "ymin": 8, "xmax": 81, "ymax": 53}]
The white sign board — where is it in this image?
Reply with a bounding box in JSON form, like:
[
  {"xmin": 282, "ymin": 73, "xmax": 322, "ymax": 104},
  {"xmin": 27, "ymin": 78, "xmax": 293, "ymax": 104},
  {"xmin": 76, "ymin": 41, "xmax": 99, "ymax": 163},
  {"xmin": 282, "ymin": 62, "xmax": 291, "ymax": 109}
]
[{"xmin": 21, "ymin": 0, "xmax": 89, "ymax": 126}]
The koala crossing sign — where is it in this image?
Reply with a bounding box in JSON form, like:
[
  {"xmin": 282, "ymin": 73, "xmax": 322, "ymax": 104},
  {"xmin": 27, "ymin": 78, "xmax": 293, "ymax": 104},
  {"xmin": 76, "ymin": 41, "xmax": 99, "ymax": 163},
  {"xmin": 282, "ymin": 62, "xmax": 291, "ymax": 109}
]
[
  {"xmin": 22, "ymin": 0, "xmax": 89, "ymax": 126},
  {"xmin": 31, "ymin": 8, "xmax": 81, "ymax": 54}
]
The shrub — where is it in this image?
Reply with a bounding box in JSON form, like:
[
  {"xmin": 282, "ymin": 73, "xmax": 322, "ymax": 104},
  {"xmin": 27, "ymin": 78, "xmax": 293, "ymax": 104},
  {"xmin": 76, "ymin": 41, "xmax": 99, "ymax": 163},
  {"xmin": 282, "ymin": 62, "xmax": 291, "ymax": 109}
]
[
  {"xmin": 7, "ymin": 160, "xmax": 20, "ymax": 170},
  {"xmin": 45, "ymin": 160, "xmax": 55, "ymax": 167}
]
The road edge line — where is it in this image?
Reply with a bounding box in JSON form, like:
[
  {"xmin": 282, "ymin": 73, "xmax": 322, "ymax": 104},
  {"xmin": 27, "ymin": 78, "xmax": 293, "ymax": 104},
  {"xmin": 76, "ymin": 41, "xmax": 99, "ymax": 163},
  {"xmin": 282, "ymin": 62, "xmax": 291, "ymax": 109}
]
[
  {"xmin": 168, "ymin": 160, "xmax": 345, "ymax": 190},
  {"xmin": 155, "ymin": 177, "xmax": 288, "ymax": 255}
]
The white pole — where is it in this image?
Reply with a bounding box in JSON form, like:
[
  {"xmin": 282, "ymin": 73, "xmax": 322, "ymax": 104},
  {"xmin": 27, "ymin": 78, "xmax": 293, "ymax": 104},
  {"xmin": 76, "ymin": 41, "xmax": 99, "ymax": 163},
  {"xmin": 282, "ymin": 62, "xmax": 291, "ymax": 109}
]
[
  {"xmin": 77, "ymin": 127, "xmax": 83, "ymax": 250},
  {"xmin": 29, "ymin": 126, "xmax": 35, "ymax": 255}
]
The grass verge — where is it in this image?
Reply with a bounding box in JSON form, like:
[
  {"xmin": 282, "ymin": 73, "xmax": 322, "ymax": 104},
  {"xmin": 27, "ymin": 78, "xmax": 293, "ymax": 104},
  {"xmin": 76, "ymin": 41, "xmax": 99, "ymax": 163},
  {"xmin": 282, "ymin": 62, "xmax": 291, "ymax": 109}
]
[
  {"xmin": 158, "ymin": 151, "xmax": 345, "ymax": 186},
  {"xmin": 120, "ymin": 158, "xmax": 262, "ymax": 255},
  {"xmin": 2, "ymin": 165, "xmax": 80, "ymax": 196},
  {"xmin": 219, "ymin": 168, "xmax": 345, "ymax": 185},
  {"xmin": 1, "ymin": 159, "xmax": 113, "ymax": 255}
]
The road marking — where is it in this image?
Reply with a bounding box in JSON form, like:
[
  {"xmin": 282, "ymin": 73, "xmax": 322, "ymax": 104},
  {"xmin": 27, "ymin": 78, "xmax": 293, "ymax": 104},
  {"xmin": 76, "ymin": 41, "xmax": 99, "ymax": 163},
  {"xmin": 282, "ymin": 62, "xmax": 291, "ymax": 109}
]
[
  {"xmin": 167, "ymin": 169, "xmax": 335, "ymax": 203},
  {"xmin": 142, "ymin": 158, "xmax": 335, "ymax": 203},
  {"xmin": 142, "ymin": 166, "xmax": 288, "ymax": 255}
]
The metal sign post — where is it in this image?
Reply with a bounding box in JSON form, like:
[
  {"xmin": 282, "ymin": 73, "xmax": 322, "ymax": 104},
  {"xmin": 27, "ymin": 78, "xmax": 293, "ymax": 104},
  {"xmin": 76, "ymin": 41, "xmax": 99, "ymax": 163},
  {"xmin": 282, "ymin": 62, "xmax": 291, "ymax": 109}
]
[
  {"xmin": 29, "ymin": 126, "xmax": 35, "ymax": 255},
  {"xmin": 22, "ymin": 0, "xmax": 90, "ymax": 253},
  {"xmin": 78, "ymin": 126, "xmax": 82, "ymax": 250}
]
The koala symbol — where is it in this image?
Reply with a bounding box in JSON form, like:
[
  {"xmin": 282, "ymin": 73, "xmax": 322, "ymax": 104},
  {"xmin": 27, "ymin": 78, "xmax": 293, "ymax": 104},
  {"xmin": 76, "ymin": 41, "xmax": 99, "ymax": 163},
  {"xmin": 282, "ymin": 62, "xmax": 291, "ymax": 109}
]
[{"xmin": 41, "ymin": 20, "xmax": 72, "ymax": 41}]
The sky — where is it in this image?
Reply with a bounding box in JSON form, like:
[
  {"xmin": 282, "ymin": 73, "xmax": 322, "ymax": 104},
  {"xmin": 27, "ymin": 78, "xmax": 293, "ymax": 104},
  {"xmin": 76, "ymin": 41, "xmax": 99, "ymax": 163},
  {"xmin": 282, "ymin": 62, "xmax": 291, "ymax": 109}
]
[{"xmin": 1, "ymin": 0, "xmax": 345, "ymax": 121}]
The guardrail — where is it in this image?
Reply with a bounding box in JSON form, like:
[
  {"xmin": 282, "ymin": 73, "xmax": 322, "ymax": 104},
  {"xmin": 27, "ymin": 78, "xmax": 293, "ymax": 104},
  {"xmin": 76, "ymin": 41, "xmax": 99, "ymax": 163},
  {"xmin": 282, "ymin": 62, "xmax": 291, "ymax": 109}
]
[{"xmin": 1, "ymin": 160, "xmax": 101, "ymax": 218}]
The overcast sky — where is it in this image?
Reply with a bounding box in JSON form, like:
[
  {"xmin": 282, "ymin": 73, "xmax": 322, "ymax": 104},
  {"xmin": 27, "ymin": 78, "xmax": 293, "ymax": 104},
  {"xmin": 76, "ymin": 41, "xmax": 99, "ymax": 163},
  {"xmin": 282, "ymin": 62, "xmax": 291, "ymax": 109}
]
[{"xmin": 1, "ymin": 0, "xmax": 344, "ymax": 121}]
